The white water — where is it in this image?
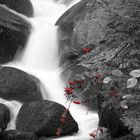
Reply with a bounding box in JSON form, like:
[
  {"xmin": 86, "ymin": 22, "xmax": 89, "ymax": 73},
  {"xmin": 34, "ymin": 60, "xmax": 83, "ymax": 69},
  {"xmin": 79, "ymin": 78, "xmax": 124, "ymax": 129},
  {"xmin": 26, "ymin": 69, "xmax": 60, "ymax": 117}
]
[
  {"xmin": 0, "ymin": 98, "xmax": 22, "ymax": 130},
  {"xmin": 2, "ymin": 0, "xmax": 99, "ymax": 139}
]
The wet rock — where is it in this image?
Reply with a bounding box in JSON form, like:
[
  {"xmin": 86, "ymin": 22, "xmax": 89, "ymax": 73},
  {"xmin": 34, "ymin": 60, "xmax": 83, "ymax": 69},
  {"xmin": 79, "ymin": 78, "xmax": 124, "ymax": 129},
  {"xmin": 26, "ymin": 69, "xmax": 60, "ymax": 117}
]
[
  {"xmin": 0, "ymin": 5, "xmax": 31, "ymax": 64},
  {"xmin": 0, "ymin": 103, "xmax": 10, "ymax": 131},
  {"xmin": 16, "ymin": 100, "xmax": 79, "ymax": 137},
  {"xmin": 2, "ymin": 130, "xmax": 39, "ymax": 140},
  {"xmin": 0, "ymin": 0, "xmax": 33, "ymax": 17},
  {"xmin": 0, "ymin": 67, "xmax": 43, "ymax": 103}
]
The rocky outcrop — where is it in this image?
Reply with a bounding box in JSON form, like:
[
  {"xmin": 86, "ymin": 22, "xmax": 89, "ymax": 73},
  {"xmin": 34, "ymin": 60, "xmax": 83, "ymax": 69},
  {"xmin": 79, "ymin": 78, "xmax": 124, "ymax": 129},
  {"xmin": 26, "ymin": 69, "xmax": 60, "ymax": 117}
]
[
  {"xmin": 0, "ymin": 103, "xmax": 10, "ymax": 131},
  {"xmin": 0, "ymin": 0, "xmax": 33, "ymax": 17},
  {"xmin": 0, "ymin": 67, "xmax": 43, "ymax": 103},
  {"xmin": 0, "ymin": 5, "xmax": 31, "ymax": 64},
  {"xmin": 56, "ymin": 0, "xmax": 140, "ymax": 139},
  {"xmin": 2, "ymin": 130, "xmax": 39, "ymax": 140},
  {"xmin": 16, "ymin": 100, "xmax": 78, "ymax": 137}
]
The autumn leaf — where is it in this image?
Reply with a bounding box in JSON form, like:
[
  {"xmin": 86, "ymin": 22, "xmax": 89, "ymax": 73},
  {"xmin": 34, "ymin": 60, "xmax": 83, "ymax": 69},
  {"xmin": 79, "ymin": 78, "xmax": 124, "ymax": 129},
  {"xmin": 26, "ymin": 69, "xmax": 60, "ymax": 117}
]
[
  {"xmin": 103, "ymin": 77, "xmax": 112, "ymax": 84},
  {"xmin": 122, "ymin": 94, "xmax": 134, "ymax": 100},
  {"xmin": 95, "ymin": 74, "xmax": 102, "ymax": 79},
  {"xmin": 126, "ymin": 78, "xmax": 138, "ymax": 88},
  {"xmin": 111, "ymin": 69, "xmax": 123, "ymax": 77},
  {"xmin": 129, "ymin": 69, "xmax": 140, "ymax": 78},
  {"xmin": 75, "ymin": 79, "xmax": 84, "ymax": 84},
  {"xmin": 73, "ymin": 101, "xmax": 81, "ymax": 104},
  {"xmin": 82, "ymin": 47, "xmax": 91, "ymax": 54},
  {"xmin": 68, "ymin": 81, "xmax": 76, "ymax": 85},
  {"xmin": 64, "ymin": 87, "xmax": 73, "ymax": 95},
  {"xmin": 120, "ymin": 100, "xmax": 128, "ymax": 109}
]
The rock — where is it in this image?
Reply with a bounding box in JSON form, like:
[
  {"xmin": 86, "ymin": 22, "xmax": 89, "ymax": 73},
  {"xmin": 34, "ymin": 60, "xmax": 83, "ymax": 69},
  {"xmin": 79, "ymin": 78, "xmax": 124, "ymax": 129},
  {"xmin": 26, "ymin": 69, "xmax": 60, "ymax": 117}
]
[
  {"xmin": 0, "ymin": 0, "xmax": 33, "ymax": 17},
  {"xmin": 0, "ymin": 5, "xmax": 31, "ymax": 64},
  {"xmin": 97, "ymin": 93, "xmax": 129, "ymax": 138},
  {"xmin": 0, "ymin": 67, "xmax": 43, "ymax": 103},
  {"xmin": 56, "ymin": 0, "xmax": 86, "ymax": 26},
  {"xmin": 57, "ymin": 0, "xmax": 140, "ymax": 139},
  {"xmin": 2, "ymin": 130, "xmax": 39, "ymax": 140},
  {"xmin": 16, "ymin": 100, "xmax": 78, "ymax": 137},
  {"xmin": 0, "ymin": 103, "xmax": 10, "ymax": 131}
]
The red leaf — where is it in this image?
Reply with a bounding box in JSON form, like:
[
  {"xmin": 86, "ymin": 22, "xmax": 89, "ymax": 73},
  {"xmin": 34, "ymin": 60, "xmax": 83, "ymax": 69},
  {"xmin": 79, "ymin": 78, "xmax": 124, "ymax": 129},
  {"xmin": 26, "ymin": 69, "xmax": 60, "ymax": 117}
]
[
  {"xmin": 75, "ymin": 80, "xmax": 84, "ymax": 84},
  {"xmin": 64, "ymin": 87, "xmax": 73, "ymax": 95},
  {"xmin": 95, "ymin": 74, "xmax": 102, "ymax": 79},
  {"xmin": 73, "ymin": 101, "xmax": 81, "ymax": 104},
  {"xmin": 68, "ymin": 81, "xmax": 76, "ymax": 85},
  {"xmin": 82, "ymin": 47, "xmax": 91, "ymax": 54}
]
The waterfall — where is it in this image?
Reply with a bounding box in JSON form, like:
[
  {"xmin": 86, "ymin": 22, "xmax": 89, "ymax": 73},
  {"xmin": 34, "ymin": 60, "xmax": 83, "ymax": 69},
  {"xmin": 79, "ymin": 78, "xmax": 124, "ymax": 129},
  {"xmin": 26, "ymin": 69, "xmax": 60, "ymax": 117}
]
[{"xmin": 2, "ymin": 0, "xmax": 99, "ymax": 139}]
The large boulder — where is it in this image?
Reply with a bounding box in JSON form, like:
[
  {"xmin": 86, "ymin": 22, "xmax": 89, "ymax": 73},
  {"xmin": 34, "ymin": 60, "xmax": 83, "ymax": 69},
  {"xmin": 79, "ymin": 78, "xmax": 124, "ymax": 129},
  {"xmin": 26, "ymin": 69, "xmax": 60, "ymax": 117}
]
[
  {"xmin": 0, "ymin": 5, "xmax": 31, "ymax": 64},
  {"xmin": 2, "ymin": 130, "xmax": 39, "ymax": 140},
  {"xmin": 0, "ymin": 0, "xmax": 33, "ymax": 17},
  {"xmin": 56, "ymin": 0, "xmax": 140, "ymax": 139},
  {"xmin": 0, "ymin": 103, "xmax": 10, "ymax": 131},
  {"xmin": 0, "ymin": 66, "xmax": 43, "ymax": 103},
  {"xmin": 16, "ymin": 100, "xmax": 78, "ymax": 137}
]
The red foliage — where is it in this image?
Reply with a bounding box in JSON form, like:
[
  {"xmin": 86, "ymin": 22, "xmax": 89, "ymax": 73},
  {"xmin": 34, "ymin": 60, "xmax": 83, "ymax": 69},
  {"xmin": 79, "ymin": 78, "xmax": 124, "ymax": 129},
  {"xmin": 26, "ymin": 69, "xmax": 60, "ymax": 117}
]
[
  {"xmin": 73, "ymin": 101, "xmax": 81, "ymax": 104},
  {"xmin": 82, "ymin": 47, "xmax": 91, "ymax": 54},
  {"xmin": 68, "ymin": 81, "xmax": 76, "ymax": 85},
  {"xmin": 64, "ymin": 87, "xmax": 73, "ymax": 95},
  {"xmin": 74, "ymin": 79, "xmax": 84, "ymax": 84},
  {"xmin": 95, "ymin": 74, "xmax": 102, "ymax": 79},
  {"xmin": 56, "ymin": 128, "xmax": 62, "ymax": 137}
]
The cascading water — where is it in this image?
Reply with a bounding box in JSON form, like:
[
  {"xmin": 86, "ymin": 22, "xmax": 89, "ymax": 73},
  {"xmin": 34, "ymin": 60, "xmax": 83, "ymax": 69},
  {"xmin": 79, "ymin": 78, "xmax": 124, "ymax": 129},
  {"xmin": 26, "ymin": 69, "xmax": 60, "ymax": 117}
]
[{"xmin": 2, "ymin": 0, "xmax": 99, "ymax": 139}]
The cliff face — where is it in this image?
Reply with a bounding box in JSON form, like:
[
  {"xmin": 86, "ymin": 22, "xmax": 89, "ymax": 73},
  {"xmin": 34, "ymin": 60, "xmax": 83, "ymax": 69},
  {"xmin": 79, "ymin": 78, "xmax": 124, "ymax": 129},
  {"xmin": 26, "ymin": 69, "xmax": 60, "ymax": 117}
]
[{"xmin": 56, "ymin": 0, "xmax": 140, "ymax": 139}]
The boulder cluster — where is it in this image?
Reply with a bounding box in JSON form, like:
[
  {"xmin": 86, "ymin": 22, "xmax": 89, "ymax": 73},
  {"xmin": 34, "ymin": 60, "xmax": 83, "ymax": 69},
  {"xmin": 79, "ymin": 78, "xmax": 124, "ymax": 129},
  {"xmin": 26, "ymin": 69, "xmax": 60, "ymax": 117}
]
[
  {"xmin": 0, "ymin": 0, "xmax": 140, "ymax": 140},
  {"xmin": 0, "ymin": 0, "xmax": 78, "ymax": 140}
]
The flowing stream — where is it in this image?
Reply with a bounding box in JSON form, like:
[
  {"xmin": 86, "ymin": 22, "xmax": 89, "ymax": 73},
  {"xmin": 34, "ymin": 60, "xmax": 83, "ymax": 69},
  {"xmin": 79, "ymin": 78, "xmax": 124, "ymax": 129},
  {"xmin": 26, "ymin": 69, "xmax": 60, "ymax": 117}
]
[{"xmin": 2, "ymin": 0, "xmax": 99, "ymax": 139}]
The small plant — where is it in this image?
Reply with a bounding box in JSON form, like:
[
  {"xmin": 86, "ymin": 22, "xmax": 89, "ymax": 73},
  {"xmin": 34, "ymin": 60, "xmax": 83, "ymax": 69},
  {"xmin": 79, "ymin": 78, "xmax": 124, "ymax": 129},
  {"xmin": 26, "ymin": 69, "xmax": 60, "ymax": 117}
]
[{"xmin": 82, "ymin": 47, "xmax": 92, "ymax": 54}]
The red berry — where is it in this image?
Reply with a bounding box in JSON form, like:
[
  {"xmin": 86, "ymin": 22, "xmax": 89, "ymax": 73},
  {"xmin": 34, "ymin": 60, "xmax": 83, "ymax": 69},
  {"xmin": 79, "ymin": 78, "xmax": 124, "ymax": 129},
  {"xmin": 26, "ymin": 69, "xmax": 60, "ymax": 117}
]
[
  {"xmin": 64, "ymin": 87, "xmax": 73, "ymax": 95},
  {"xmin": 68, "ymin": 81, "xmax": 76, "ymax": 85},
  {"xmin": 82, "ymin": 47, "xmax": 91, "ymax": 54},
  {"xmin": 73, "ymin": 101, "xmax": 81, "ymax": 104},
  {"xmin": 75, "ymin": 80, "xmax": 84, "ymax": 84}
]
